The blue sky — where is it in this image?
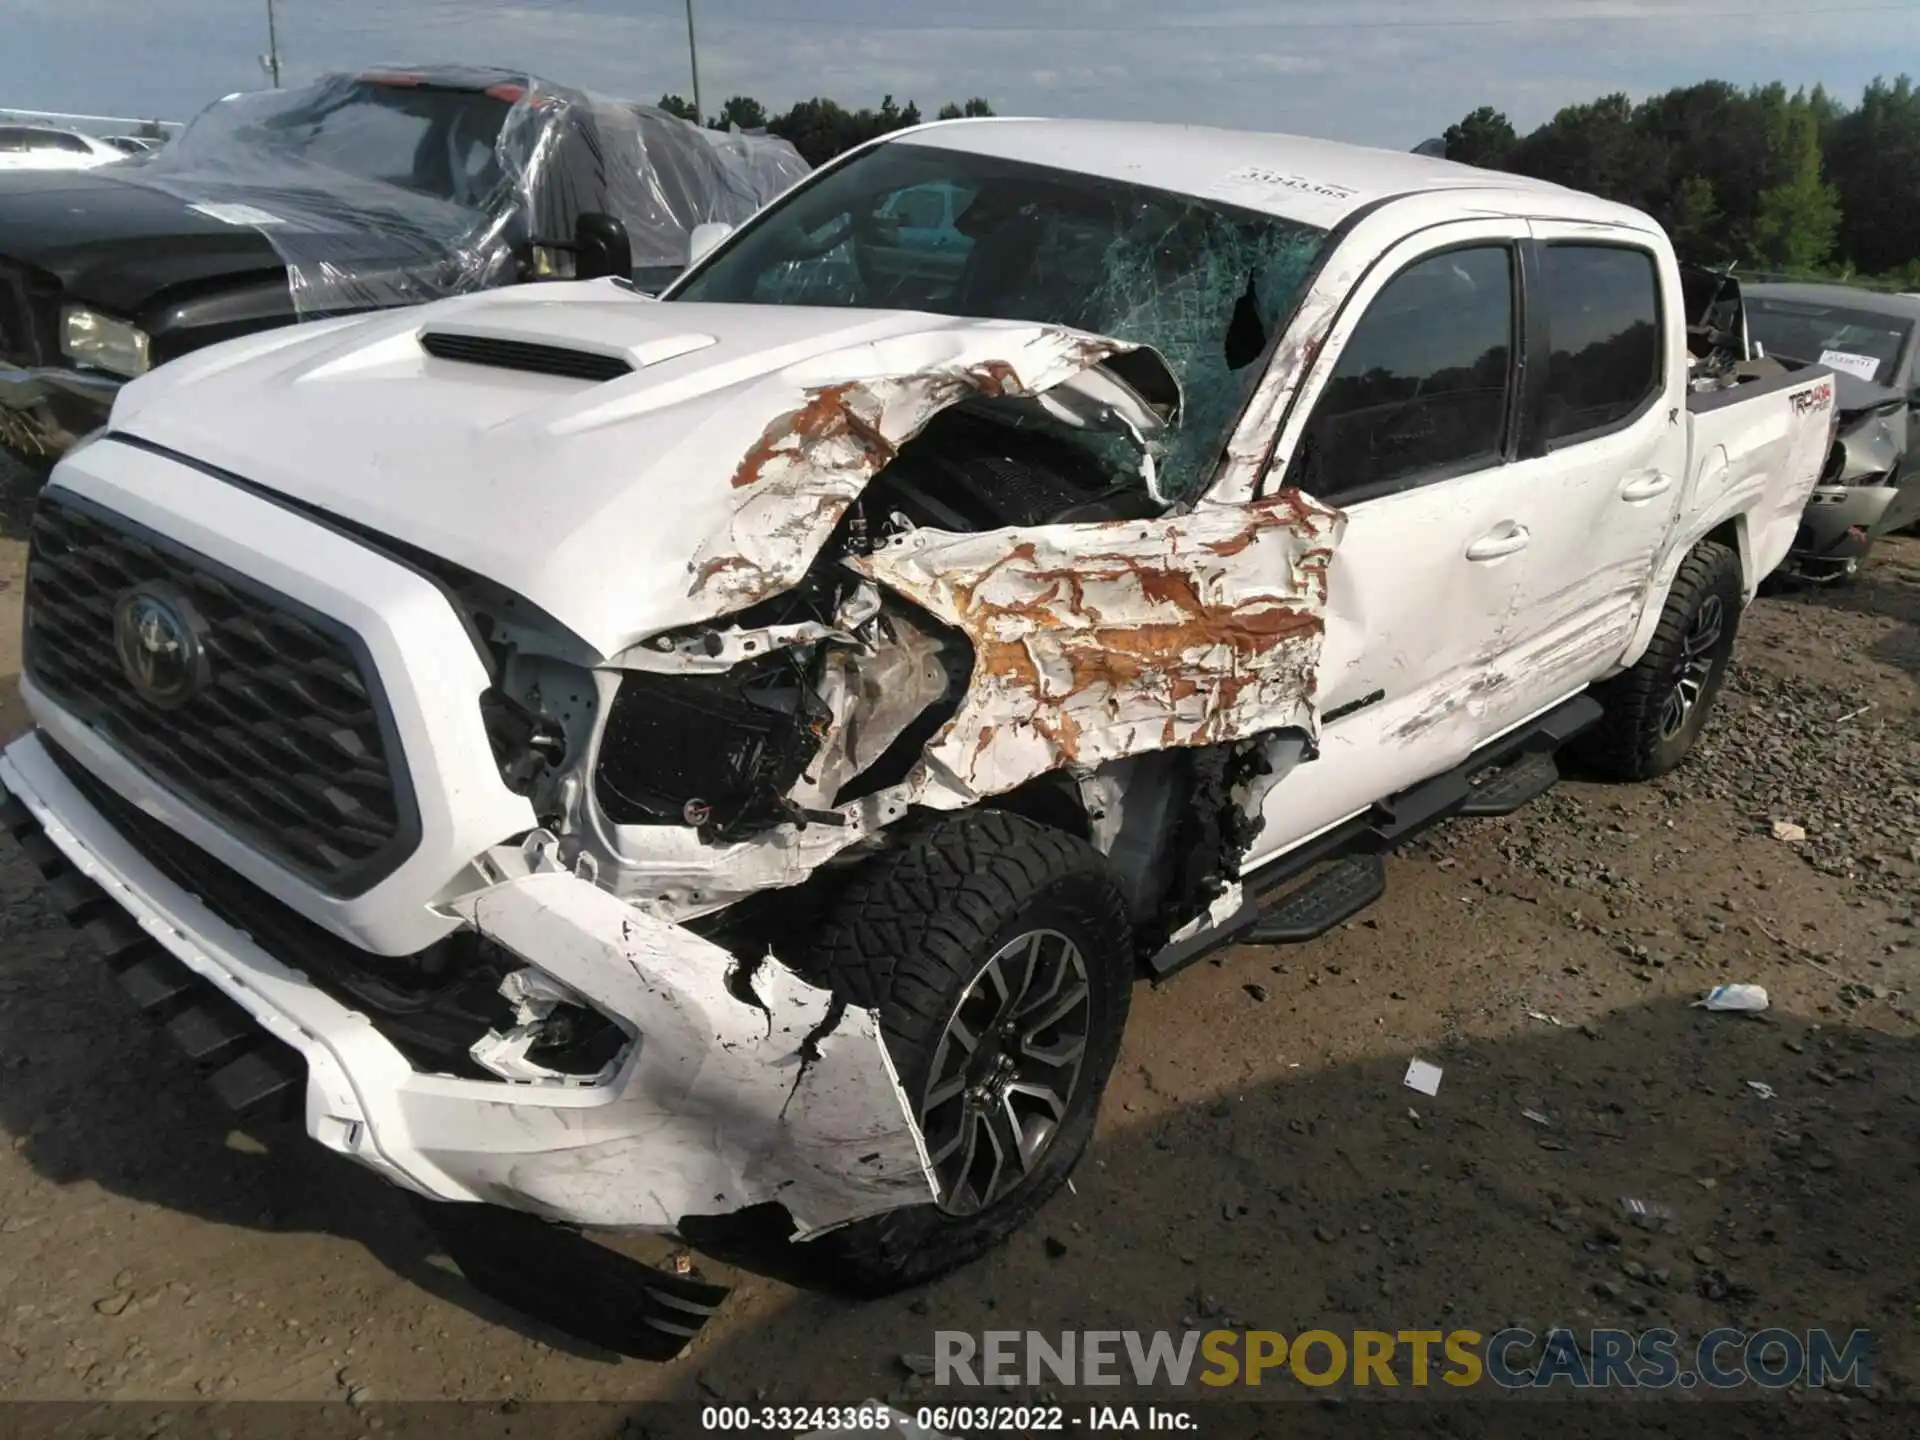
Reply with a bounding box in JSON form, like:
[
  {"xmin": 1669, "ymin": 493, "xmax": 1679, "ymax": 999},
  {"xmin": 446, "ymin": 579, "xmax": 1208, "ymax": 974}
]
[{"xmin": 8, "ymin": 0, "xmax": 1918, "ymax": 146}]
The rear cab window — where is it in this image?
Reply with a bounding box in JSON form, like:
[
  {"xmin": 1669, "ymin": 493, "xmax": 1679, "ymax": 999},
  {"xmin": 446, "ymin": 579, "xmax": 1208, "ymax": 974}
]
[{"xmin": 1536, "ymin": 244, "xmax": 1663, "ymax": 446}]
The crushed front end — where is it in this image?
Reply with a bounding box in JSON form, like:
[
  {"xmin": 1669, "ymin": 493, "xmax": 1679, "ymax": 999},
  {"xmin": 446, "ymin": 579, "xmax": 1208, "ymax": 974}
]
[
  {"xmin": 0, "ymin": 436, "xmax": 941, "ymax": 1356},
  {"xmin": 1786, "ymin": 394, "xmax": 1917, "ymax": 579},
  {"xmin": 2, "ymin": 298, "xmax": 1339, "ymax": 1343}
]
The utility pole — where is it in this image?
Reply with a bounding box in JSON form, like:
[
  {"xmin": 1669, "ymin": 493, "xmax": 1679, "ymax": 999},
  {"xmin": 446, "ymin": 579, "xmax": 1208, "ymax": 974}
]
[
  {"xmin": 263, "ymin": 0, "xmax": 283, "ymax": 87},
  {"xmin": 683, "ymin": 0, "xmax": 703, "ymax": 125}
]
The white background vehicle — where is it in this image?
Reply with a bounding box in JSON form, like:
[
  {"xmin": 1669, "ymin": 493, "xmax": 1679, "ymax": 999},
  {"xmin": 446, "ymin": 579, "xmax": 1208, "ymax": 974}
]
[
  {"xmin": 0, "ymin": 123, "xmax": 127, "ymax": 172},
  {"xmin": 0, "ymin": 119, "xmax": 1833, "ymax": 1347}
]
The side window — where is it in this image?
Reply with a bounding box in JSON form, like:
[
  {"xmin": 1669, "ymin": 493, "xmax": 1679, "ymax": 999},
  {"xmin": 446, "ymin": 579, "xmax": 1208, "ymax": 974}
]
[
  {"xmin": 1537, "ymin": 245, "xmax": 1661, "ymax": 445},
  {"xmin": 1286, "ymin": 245, "xmax": 1515, "ymax": 500},
  {"xmin": 891, "ymin": 185, "xmax": 948, "ymax": 229}
]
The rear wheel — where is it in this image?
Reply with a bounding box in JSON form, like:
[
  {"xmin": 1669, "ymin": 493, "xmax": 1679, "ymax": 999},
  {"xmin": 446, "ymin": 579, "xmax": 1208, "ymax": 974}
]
[
  {"xmin": 804, "ymin": 810, "xmax": 1132, "ymax": 1294},
  {"xmin": 1577, "ymin": 539, "xmax": 1743, "ymax": 781}
]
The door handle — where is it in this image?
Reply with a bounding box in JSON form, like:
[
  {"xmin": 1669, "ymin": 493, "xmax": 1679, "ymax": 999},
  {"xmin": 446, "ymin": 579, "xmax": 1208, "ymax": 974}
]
[
  {"xmin": 1619, "ymin": 471, "xmax": 1675, "ymax": 501},
  {"xmin": 1466, "ymin": 522, "xmax": 1531, "ymax": 561}
]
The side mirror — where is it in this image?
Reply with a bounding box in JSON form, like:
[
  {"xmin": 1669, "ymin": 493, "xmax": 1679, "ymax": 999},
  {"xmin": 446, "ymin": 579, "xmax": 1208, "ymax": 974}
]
[
  {"xmin": 573, "ymin": 213, "xmax": 632, "ymax": 282},
  {"xmin": 518, "ymin": 212, "xmax": 633, "ymax": 284},
  {"xmin": 688, "ymin": 221, "xmax": 733, "ymax": 269}
]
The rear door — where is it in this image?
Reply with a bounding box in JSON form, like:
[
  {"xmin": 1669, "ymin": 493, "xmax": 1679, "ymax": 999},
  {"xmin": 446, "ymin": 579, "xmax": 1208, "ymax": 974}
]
[
  {"xmin": 1491, "ymin": 227, "xmax": 1687, "ymax": 719},
  {"xmin": 1241, "ymin": 219, "xmax": 1536, "ymax": 861}
]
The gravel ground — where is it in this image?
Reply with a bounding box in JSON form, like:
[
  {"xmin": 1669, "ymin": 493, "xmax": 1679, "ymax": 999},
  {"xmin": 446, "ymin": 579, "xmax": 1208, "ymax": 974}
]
[{"xmin": 0, "ymin": 505, "xmax": 1914, "ymax": 1430}]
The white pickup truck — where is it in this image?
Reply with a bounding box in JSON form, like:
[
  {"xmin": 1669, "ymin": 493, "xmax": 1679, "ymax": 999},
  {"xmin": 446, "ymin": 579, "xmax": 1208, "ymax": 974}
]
[{"xmin": 1, "ymin": 119, "xmax": 1835, "ymax": 1347}]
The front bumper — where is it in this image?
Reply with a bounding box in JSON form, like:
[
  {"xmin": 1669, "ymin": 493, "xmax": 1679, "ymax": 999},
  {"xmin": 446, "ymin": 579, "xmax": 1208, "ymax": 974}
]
[
  {"xmin": 0, "ymin": 728, "xmax": 933, "ymax": 1237},
  {"xmin": 0, "ymin": 362, "xmax": 119, "ymax": 468},
  {"xmin": 1788, "ymin": 482, "xmax": 1900, "ymax": 575}
]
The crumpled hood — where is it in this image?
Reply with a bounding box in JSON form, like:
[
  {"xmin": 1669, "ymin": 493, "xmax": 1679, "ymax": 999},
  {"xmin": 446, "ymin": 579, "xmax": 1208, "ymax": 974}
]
[{"xmin": 108, "ymin": 281, "xmax": 1170, "ymax": 656}]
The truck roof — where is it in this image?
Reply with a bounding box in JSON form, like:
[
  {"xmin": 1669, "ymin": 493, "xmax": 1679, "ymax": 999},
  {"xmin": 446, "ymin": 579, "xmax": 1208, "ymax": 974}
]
[{"xmin": 902, "ymin": 117, "xmax": 1650, "ymax": 233}]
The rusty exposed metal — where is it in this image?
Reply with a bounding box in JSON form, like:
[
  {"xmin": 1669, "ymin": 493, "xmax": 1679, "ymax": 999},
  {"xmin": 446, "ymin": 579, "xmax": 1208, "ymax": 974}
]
[
  {"xmin": 854, "ymin": 488, "xmax": 1343, "ymax": 804},
  {"xmin": 684, "ymin": 326, "xmax": 1173, "ymax": 614},
  {"xmin": 731, "ymin": 381, "xmax": 895, "ymax": 491}
]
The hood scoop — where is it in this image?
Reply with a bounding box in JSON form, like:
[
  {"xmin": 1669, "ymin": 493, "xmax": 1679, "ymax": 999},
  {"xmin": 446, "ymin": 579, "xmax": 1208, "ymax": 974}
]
[{"xmin": 419, "ymin": 331, "xmax": 635, "ymax": 383}]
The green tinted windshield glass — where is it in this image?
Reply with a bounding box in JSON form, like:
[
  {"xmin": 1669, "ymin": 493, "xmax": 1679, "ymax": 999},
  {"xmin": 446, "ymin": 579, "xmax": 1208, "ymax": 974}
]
[{"xmin": 670, "ymin": 142, "xmax": 1331, "ymax": 502}]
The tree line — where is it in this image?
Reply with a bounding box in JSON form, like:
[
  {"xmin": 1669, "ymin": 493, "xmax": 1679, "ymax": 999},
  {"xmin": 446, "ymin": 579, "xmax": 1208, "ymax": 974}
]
[
  {"xmin": 658, "ymin": 92, "xmax": 995, "ymax": 166},
  {"xmin": 1440, "ymin": 75, "xmax": 1920, "ymax": 286}
]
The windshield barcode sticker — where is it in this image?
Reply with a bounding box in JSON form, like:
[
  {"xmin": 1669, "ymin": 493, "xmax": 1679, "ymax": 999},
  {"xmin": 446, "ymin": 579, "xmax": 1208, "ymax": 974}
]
[
  {"xmin": 189, "ymin": 202, "xmax": 288, "ymax": 227},
  {"xmin": 1818, "ymin": 349, "xmax": 1880, "ymax": 382}
]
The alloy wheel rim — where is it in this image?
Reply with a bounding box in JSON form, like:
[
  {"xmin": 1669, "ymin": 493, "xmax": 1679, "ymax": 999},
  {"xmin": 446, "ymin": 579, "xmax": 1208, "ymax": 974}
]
[
  {"xmin": 1660, "ymin": 594, "xmax": 1725, "ymax": 741},
  {"xmin": 919, "ymin": 929, "xmax": 1092, "ymax": 1217}
]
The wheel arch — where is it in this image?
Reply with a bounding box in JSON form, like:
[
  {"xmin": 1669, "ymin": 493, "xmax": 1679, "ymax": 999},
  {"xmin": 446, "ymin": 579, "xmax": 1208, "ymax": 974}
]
[
  {"xmin": 1617, "ymin": 513, "xmax": 1750, "ymax": 672},
  {"xmin": 980, "ymin": 772, "xmax": 1095, "ymax": 843}
]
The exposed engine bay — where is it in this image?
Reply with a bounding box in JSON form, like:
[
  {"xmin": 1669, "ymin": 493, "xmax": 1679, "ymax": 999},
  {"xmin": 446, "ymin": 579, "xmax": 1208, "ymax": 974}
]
[{"xmin": 452, "ymin": 357, "xmax": 1336, "ymax": 975}]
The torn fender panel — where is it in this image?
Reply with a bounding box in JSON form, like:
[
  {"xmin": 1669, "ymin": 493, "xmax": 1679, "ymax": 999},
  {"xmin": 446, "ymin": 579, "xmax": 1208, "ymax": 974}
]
[
  {"xmin": 443, "ymin": 865, "xmax": 933, "ymax": 1237},
  {"xmin": 689, "ymin": 325, "xmax": 1179, "ymax": 613},
  {"xmin": 852, "ymin": 489, "xmax": 1344, "ymax": 805}
]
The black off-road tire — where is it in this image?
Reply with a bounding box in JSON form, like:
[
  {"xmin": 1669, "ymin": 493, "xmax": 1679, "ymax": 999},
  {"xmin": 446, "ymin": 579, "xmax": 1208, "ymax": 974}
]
[
  {"xmin": 1576, "ymin": 539, "xmax": 1744, "ymax": 781},
  {"xmin": 803, "ymin": 809, "xmax": 1133, "ymax": 1296}
]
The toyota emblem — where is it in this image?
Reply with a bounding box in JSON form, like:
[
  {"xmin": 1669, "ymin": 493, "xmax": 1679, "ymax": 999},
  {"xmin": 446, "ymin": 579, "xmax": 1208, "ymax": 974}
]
[{"xmin": 113, "ymin": 583, "xmax": 211, "ymax": 709}]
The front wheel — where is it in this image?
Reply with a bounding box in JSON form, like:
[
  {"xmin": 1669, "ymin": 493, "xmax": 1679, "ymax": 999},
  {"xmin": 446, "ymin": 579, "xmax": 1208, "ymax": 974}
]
[
  {"xmin": 803, "ymin": 810, "xmax": 1133, "ymax": 1295},
  {"xmin": 1576, "ymin": 539, "xmax": 1743, "ymax": 781}
]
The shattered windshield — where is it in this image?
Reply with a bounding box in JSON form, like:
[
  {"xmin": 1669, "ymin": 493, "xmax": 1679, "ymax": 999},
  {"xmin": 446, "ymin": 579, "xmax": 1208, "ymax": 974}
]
[
  {"xmin": 1747, "ymin": 299, "xmax": 1913, "ymax": 388},
  {"xmin": 670, "ymin": 142, "xmax": 1331, "ymax": 502},
  {"xmin": 172, "ymin": 79, "xmax": 515, "ymax": 211}
]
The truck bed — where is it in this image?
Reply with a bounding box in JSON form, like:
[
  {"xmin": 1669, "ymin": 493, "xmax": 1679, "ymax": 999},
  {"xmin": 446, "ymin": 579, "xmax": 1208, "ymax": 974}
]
[{"xmin": 1684, "ymin": 362, "xmax": 1835, "ymax": 588}]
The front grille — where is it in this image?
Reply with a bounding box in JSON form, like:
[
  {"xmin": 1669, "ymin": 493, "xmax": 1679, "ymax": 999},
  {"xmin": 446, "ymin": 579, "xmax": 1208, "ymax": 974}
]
[
  {"xmin": 419, "ymin": 330, "xmax": 633, "ymax": 382},
  {"xmin": 0, "ymin": 259, "xmax": 56, "ymax": 365},
  {"xmin": 23, "ymin": 490, "xmax": 418, "ymax": 892}
]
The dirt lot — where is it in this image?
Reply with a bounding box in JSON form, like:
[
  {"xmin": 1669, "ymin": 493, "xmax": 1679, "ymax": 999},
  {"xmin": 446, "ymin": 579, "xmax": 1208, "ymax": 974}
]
[{"xmin": 0, "ymin": 492, "xmax": 1915, "ymax": 1426}]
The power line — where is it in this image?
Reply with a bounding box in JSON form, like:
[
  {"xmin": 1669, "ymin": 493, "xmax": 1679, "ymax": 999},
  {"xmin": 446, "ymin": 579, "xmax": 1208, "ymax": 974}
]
[{"xmin": 679, "ymin": 1, "xmax": 1920, "ymax": 32}]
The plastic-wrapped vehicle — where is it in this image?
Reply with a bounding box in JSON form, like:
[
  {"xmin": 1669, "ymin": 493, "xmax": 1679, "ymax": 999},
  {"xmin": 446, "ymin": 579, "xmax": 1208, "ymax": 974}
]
[
  {"xmin": 1, "ymin": 118, "xmax": 1835, "ymax": 1354},
  {"xmin": 0, "ymin": 66, "xmax": 808, "ymax": 474}
]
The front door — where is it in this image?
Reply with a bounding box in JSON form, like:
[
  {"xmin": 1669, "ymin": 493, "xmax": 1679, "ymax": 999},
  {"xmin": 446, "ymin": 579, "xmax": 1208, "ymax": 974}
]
[{"xmin": 1241, "ymin": 220, "xmax": 1538, "ymax": 865}]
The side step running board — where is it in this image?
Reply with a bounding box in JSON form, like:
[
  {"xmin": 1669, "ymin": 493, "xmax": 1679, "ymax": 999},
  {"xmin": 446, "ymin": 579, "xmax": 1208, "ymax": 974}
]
[
  {"xmin": 1149, "ymin": 693, "xmax": 1602, "ymax": 974},
  {"xmin": 1243, "ymin": 855, "xmax": 1385, "ymax": 944},
  {"xmin": 1460, "ymin": 749, "xmax": 1561, "ymax": 817}
]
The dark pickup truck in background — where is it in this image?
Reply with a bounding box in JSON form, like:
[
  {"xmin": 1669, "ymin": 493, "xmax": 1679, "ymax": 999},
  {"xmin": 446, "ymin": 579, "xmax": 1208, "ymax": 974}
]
[{"xmin": 0, "ymin": 65, "xmax": 808, "ymax": 475}]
